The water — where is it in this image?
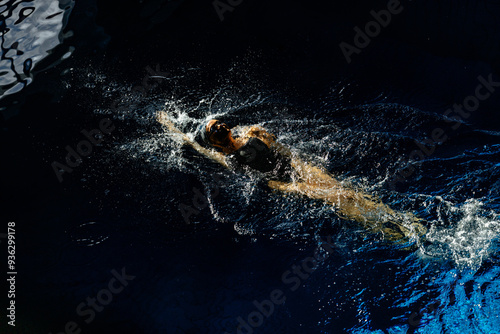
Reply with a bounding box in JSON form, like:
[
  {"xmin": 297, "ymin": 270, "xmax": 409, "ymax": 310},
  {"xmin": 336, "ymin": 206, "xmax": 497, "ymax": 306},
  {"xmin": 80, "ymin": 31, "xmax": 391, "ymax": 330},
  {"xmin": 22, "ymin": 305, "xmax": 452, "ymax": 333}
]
[
  {"xmin": 0, "ymin": 0, "xmax": 74, "ymax": 98},
  {"xmin": 56, "ymin": 65, "xmax": 500, "ymax": 333},
  {"xmin": 3, "ymin": 0, "xmax": 500, "ymax": 333}
]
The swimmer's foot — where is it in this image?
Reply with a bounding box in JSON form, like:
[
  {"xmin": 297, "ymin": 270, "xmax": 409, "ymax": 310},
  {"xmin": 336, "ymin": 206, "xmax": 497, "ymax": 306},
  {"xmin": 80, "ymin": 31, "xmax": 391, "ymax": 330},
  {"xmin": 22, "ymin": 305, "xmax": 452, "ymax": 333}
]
[
  {"xmin": 410, "ymin": 221, "xmax": 428, "ymax": 238},
  {"xmin": 375, "ymin": 216, "xmax": 428, "ymax": 247}
]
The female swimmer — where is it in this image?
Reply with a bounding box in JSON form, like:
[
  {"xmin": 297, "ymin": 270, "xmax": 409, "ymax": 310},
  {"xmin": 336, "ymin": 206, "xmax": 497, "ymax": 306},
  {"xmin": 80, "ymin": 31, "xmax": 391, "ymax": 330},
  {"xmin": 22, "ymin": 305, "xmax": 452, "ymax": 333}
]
[{"xmin": 157, "ymin": 111, "xmax": 427, "ymax": 241}]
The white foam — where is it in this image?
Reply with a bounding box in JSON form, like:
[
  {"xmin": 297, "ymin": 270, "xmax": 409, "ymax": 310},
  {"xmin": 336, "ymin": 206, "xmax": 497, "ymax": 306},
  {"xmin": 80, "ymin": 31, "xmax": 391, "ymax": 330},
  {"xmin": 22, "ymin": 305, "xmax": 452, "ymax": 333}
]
[{"xmin": 424, "ymin": 199, "xmax": 500, "ymax": 270}]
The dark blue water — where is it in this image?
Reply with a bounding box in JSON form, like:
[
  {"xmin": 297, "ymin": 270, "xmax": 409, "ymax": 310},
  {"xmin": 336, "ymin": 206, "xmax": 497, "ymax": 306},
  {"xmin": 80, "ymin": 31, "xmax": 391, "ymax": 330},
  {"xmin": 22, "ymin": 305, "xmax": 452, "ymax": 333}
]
[{"xmin": 2, "ymin": 1, "xmax": 500, "ymax": 333}]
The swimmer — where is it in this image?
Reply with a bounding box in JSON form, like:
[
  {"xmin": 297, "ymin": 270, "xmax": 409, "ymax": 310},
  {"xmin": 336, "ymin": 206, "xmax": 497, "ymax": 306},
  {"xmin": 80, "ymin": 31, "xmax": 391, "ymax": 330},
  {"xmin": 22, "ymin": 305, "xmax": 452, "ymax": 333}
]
[{"xmin": 157, "ymin": 111, "xmax": 427, "ymax": 242}]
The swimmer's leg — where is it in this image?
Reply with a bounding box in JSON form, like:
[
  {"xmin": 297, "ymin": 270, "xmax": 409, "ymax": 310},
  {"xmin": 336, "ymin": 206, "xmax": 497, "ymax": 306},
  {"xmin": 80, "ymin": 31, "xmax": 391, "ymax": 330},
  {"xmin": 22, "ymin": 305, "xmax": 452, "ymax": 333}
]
[
  {"xmin": 268, "ymin": 180, "xmax": 379, "ymax": 218},
  {"xmin": 268, "ymin": 180, "xmax": 427, "ymax": 241},
  {"xmin": 267, "ymin": 180, "xmax": 294, "ymax": 193},
  {"xmin": 267, "ymin": 180, "xmax": 346, "ymax": 201}
]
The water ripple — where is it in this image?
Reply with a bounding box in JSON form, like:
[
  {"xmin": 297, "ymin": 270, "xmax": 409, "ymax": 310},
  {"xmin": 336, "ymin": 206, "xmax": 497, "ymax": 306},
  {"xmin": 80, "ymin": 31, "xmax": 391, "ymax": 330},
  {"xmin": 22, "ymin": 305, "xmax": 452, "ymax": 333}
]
[{"xmin": 0, "ymin": 0, "xmax": 74, "ymax": 98}]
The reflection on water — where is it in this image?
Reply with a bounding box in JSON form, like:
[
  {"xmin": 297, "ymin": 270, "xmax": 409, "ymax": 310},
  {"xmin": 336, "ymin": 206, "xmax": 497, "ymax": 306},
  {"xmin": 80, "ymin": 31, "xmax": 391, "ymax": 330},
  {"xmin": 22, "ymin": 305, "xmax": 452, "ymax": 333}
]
[{"xmin": 0, "ymin": 0, "xmax": 74, "ymax": 98}]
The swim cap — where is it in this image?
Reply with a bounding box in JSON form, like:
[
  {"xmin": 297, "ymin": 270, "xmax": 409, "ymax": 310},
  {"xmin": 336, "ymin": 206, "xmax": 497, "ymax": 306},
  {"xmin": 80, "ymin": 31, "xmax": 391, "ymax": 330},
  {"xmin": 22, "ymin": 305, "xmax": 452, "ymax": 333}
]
[{"xmin": 200, "ymin": 120, "xmax": 223, "ymax": 144}]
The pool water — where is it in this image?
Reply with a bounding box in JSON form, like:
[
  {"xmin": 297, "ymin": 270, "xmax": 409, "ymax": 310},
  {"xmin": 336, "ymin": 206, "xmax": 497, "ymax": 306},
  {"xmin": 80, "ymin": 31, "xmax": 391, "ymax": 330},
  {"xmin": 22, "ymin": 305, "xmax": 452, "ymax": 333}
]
[{"xmin": 2, "ymin": 0, "xmax": 500, "ymax": 333}]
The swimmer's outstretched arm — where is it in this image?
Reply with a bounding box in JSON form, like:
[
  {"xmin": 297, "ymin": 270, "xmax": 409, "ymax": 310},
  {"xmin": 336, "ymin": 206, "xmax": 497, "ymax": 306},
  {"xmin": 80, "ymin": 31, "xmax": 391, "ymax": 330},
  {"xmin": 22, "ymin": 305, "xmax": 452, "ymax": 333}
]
[{"xmin": 156, "ymin": 111, "xmax": 230, "ymax": 168}]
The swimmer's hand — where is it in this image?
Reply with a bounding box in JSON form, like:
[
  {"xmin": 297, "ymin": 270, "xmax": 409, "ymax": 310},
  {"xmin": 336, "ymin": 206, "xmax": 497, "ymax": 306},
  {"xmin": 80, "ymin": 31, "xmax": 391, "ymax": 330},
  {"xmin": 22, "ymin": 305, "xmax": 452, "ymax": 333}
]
[
  {"xmin": 156, "ymin": 111, "xmax": 191, "ymax": 143},
  {"xmin": 156, "ymin": 111, "xmax": 229, "ymax": 169}
]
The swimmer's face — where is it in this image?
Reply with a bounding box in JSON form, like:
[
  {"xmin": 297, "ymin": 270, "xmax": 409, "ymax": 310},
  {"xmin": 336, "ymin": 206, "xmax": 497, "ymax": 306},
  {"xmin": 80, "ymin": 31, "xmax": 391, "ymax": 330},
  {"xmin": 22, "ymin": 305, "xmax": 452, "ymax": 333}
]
[{"xmin": 206, "ymin": 119, "xmax": 231, "ymax": 145}]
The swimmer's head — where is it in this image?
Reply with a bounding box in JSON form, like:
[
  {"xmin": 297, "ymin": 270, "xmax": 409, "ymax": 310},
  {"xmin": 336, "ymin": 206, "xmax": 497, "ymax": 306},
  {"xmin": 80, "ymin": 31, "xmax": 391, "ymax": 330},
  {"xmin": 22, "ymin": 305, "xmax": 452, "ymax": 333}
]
[{"xmin": 203, "ymin": 119, "xmax": 231, "ymax": 147}]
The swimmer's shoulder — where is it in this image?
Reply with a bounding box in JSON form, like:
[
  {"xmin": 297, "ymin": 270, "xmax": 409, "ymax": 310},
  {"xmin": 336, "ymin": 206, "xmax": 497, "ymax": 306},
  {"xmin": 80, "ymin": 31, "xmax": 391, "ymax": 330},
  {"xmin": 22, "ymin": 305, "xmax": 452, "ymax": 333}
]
[{"xmin": 236, "ymin": 124, "xmax": 276, "ymax": 146}]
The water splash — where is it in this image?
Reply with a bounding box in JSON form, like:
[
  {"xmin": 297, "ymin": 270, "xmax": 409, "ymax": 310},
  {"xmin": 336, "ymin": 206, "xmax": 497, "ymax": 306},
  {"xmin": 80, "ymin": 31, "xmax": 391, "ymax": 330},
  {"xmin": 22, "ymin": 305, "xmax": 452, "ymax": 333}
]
[
  {"xmin": 0, "ymin": 0, "xmax": 74, "ymax": 98},
  {"xmin": 83, "ymin": 66, "xmax": 500, "ymax": 270},
  {"xmin": 423, "ymin": 199, "xmax": 500, "ymax": 271}
]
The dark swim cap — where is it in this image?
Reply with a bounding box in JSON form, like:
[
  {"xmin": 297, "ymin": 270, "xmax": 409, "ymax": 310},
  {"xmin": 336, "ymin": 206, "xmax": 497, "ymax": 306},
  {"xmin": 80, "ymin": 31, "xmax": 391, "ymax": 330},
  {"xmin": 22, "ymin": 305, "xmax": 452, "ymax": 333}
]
[
  {"xmin": 200, "ymin": 120, "xmax": 224, "ymax": 144},
  {"xmin": 199, "ymin": 120, "xmax": 230, "ymax": 147}
]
